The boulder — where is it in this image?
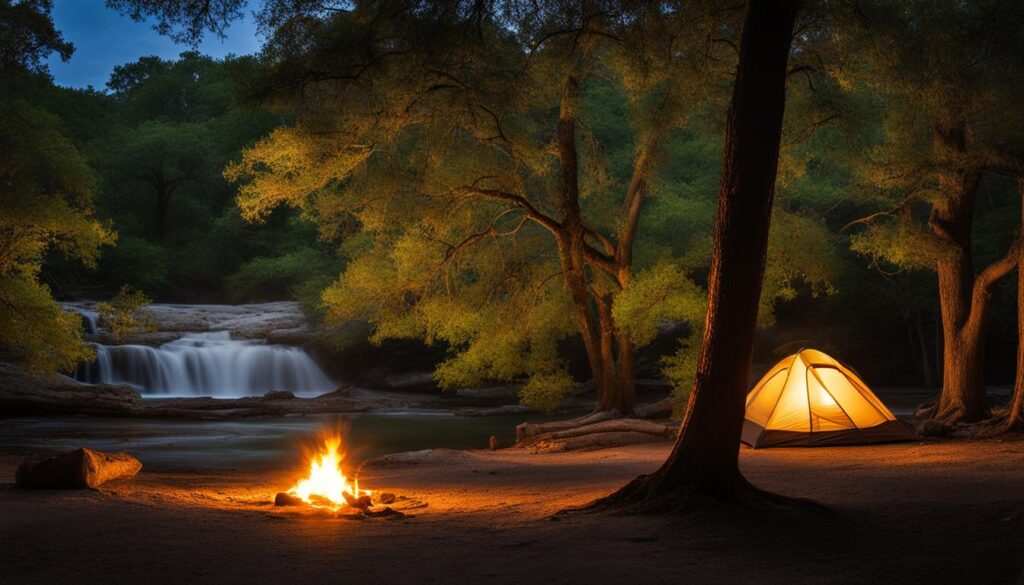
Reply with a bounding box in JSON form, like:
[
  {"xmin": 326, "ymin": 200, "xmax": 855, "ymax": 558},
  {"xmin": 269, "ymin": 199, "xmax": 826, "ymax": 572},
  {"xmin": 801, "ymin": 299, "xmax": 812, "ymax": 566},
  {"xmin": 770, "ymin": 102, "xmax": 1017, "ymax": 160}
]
[
  {"xmin": 16, "ymin": 448, "xmax": 142, "ymax": 489},
  {"xmin": 0, "ymin": 363, "xmax": 140, "ymax": 417},
  {"xmin": 314, "ymin": 386, "xmax": 352, "ymax": 399},
  {"xmin": 261, "ymin": 390, "xmax": 296, "ymax": 401}
]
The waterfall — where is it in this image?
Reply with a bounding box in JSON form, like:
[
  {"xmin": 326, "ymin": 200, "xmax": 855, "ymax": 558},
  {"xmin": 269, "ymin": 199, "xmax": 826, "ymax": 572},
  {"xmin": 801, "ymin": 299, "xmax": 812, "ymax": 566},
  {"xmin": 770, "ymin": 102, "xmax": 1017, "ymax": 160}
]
[
  {"xmin": 75, "ymin": 332, "xmax": 336, "ymax": 397},
  {"xmin": 72, "ymin": 308, "xmax": 100, "ymax": 334}
]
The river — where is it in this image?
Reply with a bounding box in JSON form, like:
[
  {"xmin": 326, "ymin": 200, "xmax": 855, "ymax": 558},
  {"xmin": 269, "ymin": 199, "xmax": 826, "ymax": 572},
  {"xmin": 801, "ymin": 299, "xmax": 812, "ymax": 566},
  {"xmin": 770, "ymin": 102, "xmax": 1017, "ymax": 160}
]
[{"xmin": 0, "ymin": 412, "xmax": 558, "ymax": 472}]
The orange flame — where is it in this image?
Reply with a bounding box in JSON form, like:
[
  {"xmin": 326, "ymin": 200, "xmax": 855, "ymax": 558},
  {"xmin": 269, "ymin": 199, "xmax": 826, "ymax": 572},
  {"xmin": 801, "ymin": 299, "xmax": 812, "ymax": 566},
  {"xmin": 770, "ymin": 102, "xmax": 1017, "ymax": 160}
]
[{"xmin": 288, "ymin": 433, "xmax": 369, "ymax": 509}]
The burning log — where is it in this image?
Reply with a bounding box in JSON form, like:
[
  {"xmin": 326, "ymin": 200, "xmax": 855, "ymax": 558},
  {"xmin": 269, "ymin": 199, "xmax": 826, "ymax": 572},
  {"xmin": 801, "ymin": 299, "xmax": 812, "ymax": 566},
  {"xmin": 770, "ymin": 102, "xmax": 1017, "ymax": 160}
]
[
  {"xmin": 342, "ymin": 491, "xmax": 373, "ymax": 510},
  {"xmin": 274, "ymin": 492, "xmax": 303, "ymax": 506},
  {"xmin": 277, "ymin": 429, "xmax": 376, "ymax": 511}
]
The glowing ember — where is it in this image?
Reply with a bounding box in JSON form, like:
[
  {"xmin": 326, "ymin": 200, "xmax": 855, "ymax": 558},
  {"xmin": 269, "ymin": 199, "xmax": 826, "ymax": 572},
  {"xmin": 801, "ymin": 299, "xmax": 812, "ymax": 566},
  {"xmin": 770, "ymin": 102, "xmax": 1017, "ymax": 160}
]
[{"xmin": 288, "ymin": 434, "xmax": 370, "ymax": 509}]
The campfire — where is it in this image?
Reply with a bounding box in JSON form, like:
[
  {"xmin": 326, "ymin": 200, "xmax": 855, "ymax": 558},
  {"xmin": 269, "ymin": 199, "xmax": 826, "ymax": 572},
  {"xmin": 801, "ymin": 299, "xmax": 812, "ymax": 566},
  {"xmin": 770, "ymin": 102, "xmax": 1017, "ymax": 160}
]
[
  {"xmin": 280, "ymin": 432, "xmax": 372, "ymax": 510},
  {"xmin": 273, "ymin": 428, "xmax": 406, "ymax": 516}
]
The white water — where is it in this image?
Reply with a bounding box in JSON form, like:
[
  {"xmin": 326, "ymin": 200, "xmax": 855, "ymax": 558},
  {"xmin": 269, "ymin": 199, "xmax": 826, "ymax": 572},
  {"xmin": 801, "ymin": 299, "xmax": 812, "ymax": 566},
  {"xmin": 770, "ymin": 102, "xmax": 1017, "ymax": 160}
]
[
  {"xmin": 73, "ymin": 308, "xmax": 100, "ymax": 334},
  {"xmin": 75, "ymin": 331, "xmax": 336, "ymax": 397}
]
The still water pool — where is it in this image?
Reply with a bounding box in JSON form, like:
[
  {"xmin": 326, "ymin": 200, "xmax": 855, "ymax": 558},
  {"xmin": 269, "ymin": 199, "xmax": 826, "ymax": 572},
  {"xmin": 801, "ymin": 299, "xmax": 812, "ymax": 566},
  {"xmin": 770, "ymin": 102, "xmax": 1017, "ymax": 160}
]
[{"xmin": 0, "ymin": 412, "xmax": 559, "ymax": 472}]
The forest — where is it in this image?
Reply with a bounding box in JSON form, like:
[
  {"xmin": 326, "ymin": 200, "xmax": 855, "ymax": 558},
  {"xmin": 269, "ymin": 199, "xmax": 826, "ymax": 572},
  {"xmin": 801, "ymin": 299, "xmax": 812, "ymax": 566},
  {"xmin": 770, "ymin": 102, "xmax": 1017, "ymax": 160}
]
[{"xmin": 2, "ymin": 1, "xmax": 1024, "ymax": 584}]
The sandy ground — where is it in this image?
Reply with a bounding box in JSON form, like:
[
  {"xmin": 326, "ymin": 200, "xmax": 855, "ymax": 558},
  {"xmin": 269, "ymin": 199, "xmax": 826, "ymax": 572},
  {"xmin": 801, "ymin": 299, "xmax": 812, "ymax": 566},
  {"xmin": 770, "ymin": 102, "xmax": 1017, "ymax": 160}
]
[{"xmin": 2, "ymin": 439, "xmax": 1024, "ymax": 585}]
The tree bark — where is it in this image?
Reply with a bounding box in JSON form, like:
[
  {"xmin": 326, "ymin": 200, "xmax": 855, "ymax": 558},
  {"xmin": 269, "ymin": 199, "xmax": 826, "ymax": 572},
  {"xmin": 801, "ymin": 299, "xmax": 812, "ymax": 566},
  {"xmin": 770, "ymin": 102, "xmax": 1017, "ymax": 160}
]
[
  {"xmin": 930, "ymin": 153, "xmax": 1017, "ymax": 423},
  {"xmin": 1007, "ymin": 178, "xmax": 1024, "ymax": 431},
  {"xmin": 592, "ymin": 0, "xmax": 801, "ymax": 510},
  {"xmin": 553, "ymin": 70, "xmax": 638, "ymax": 415},
  {"xmin": 930, "ymin": 162, "xmax": 988, "ymax": 422}
]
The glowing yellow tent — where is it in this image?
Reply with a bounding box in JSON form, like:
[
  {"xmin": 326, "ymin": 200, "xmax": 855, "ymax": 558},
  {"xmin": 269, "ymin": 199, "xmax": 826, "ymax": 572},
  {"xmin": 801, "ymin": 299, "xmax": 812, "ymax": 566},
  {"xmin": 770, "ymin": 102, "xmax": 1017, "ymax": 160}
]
[{"xmin": 742, "ymin": 349, "xmax": 913, "ymax": 448}]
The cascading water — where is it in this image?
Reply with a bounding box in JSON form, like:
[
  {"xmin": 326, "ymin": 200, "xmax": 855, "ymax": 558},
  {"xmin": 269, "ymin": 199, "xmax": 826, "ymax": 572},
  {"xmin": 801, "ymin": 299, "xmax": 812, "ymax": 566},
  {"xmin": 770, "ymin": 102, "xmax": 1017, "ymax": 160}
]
[
  {"xmin": 75, "ymin": 331, "xmax": 336, "ymax": 397},
  {"xmin": 73, "ymin": 308, "xmax": 100, "ymax": 335}
]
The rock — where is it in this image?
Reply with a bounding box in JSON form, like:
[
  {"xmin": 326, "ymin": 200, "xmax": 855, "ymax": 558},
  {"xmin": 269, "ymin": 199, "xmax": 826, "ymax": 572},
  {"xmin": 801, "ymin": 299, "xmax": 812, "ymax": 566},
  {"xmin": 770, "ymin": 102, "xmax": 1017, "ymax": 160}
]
[
  {"xmin": 377, "ymin": 492, "xmax": 397, "ymax": 505},
  {"xmin": 16, "ymin": 448, "xmax": 142, "ymax": 489},
  {"xmin": 489, "ymin": 436, "xmax": 501, "ymax": 450},
  {"xmin": 265, "ymin": 327, "xmax": 316, "ymax": 346},
  {"xmin": 262, "ymin": 390, "xmax": 296, "ymax": 401},
  {"xmin": 460, "ymin": 404, "xmax": 539, "ymax": 417},
  {"xmin": 98, "ymin": 331, "xmax": 183, "ymax": 346},
  {"xmin": 0, "ymin": 363, "xmax": 140, "ymax": 417},
  {"xmin": 455, "ymin": 385, "xmax": 520, "ymax": 399},
  {"xmin": 274, "ymin": 492, "xmax": 304, "ymax": 506},
  {"xmin": 379, "ymin": 372, "xmax": 436, "ymax": 391},
  {"xmin": 314, "ymin": 386, "xmax": 352, "ymax": 399}
]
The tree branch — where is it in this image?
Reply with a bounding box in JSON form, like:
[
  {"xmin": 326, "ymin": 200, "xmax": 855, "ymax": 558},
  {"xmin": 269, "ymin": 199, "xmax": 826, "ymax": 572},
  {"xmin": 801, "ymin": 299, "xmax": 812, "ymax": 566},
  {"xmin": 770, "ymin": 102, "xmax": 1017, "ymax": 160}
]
[
  {"xmin": 459, "ymin": 184, "xmax": 562, "ymax": 235},
  {"xmin": 969, "ymin": 238, "xmax": 1020, "ymax": 331}
]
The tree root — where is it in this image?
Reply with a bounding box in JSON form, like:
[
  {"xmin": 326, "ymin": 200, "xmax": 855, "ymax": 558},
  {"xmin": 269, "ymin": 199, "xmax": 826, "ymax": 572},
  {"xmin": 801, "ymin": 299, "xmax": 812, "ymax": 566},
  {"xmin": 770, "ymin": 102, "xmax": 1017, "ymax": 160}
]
[
  {"xmin": 915, "ymin": 406, "xmax": 1024, "ymax": 439},
  {"xmin": 559, "ymin": 470, "xmax": 827, "ymax": 517}
]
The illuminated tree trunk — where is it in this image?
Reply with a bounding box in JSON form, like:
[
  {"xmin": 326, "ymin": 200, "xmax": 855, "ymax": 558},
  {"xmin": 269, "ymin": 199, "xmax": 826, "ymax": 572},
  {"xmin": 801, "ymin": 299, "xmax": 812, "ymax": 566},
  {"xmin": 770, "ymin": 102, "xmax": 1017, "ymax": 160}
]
[
  {"xmin": 929, "ymin": 137, "xmax": 1017, "ymax": 424},
  {"xmin": 1007, "ymin": 178, "xmax": 1024, "ymax": 431},
  {"xmin": 595, "ymin": 0, "xmax": 800, "ymax": 509}
]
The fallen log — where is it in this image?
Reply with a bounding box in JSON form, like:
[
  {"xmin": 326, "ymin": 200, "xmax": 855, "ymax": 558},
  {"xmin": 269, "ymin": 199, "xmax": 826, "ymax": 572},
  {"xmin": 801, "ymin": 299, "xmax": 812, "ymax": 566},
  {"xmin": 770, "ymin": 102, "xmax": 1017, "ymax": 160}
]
[
  {"xmin": 515, "ymin": 410, "xmax": 620, "ymax": 442},
  {"xmin": 527, "ymin": 431, "xmax": 674, "ymax": 453},
  {"xmin": 16, "ymin": 448, "xmax": 142, "ymax": 489},
  {"xmin": 514, "ymin": 418, "xmax": 677, "ymax": 451},
  {"xmin": 634, "ymin": 396, "xmax": 677, "ymax": 419}
]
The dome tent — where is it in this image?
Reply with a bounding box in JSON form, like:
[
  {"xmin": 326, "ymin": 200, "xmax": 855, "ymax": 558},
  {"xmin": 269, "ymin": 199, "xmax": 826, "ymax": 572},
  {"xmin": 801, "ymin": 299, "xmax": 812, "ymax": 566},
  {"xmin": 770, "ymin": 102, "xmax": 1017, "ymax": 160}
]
[{"xmin": 742, "ymin": 349, "xmax": 914, "ymax": 448}]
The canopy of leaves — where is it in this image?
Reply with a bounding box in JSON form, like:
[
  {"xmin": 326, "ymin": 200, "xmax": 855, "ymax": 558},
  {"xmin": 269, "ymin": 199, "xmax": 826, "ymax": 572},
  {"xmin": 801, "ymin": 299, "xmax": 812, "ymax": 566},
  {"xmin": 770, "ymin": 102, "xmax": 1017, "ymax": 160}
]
[{"xmin": 0, "ymin": 1, "xmax": 115, "ymax": 373}]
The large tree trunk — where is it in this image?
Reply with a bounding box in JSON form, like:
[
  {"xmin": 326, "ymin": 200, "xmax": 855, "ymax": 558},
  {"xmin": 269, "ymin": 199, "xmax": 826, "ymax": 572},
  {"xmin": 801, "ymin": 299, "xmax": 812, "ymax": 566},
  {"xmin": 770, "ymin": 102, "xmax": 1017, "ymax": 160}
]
[
  {"xmin": 930, "ymin": 163, "xmax": 991, "ymax": 423},
  {"xmin": 1007, "ymin": 179, "xmax": 1024, "ymax": 431},
  {"xmin": 554, "ymin": 72, "xmax": 622, "ymax": 413},
  {"xmin": 929, "ymin": 155, "xmax": 1017, "ymax": 423},
  {"xmin": 592, "ymin": 0, "xmax": 801, "ymax": 510},
  {"xmin": 595, "ymin": 295, "xmax": 635, "ymax": 414},
  {"xmin": 554, "ymin": 70, "xmax": 640, "ymax": 415}
]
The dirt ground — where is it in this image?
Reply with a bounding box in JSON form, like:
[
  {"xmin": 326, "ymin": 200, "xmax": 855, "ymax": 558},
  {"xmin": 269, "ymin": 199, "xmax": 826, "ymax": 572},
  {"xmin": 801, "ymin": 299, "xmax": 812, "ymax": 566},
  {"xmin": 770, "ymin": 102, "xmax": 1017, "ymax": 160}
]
[{"xmin": 2, "ymin": 439, "xmax": 1024, "ymax": 585}]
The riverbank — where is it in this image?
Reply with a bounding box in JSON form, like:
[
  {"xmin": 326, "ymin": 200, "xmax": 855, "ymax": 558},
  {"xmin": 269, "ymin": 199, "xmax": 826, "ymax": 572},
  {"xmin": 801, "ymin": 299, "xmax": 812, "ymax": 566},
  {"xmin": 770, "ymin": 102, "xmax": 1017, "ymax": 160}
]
[
  {"xmin": 2, "ymin": 439, "xmax": 1023, "ymax": 584},
  {"xmin": 0, "ymin": 362, "xmax": 596, "ymax": 419}
]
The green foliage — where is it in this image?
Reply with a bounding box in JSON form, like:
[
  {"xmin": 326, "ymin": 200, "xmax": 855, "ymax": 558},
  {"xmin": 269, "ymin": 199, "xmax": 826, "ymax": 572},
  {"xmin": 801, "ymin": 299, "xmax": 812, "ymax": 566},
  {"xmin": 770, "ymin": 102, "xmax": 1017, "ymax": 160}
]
[
  {"xmin": 660, "ymin": 328, "xmax": 701, "ymax": 415},
  {"xmin": 0, "ymin": 0, "xmax": 115, "ymax": 374},
  {"xmin": 96, "ymin": 286, "xmax": 153, "ymax": 342},
  {"xmin": 37, "ymin": 50, "xmax": 340, "ymax": 306},
  {"xmin": 848, "ymin": 215, "xmax": 942, "ymax": 272},
  {"xmin": 519, "ymin": 371, "xmax": 578, "ymax": 413},
  {"xmin": 0, "ymin": 0, "xmax": 73, "ymax": 76},
  {"xmin": 219, "ymin": 2, "xmax": 841, "ymax": 410},
  {"xmin": 612, "ymin": 263, "xmax": 705, "ymax": 347},
  {"xmin": 225, "ymin": 247, "xmax": 338, "ymax": 303}
]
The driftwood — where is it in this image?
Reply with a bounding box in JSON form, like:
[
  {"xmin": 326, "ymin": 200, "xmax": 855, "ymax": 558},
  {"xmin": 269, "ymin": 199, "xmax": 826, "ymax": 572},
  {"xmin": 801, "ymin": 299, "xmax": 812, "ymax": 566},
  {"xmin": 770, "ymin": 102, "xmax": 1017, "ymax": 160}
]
[
  {"xmin": 17, "ymin": 448, "xmax": 142, "ymax": 489},
  {"xmin": 634, "ymin": 396, "xmax": 677, "ymax": 419},
  {"xmin": 527, "ymin": 431, "xmax": 675, "ymax": 453},
  {"xmin": 514, "ymin": 417, "xmax": 677, "ymax": 452},
  {"xmin": 515, "ymin": 411, "xmax": 620, "ymax": 442}
]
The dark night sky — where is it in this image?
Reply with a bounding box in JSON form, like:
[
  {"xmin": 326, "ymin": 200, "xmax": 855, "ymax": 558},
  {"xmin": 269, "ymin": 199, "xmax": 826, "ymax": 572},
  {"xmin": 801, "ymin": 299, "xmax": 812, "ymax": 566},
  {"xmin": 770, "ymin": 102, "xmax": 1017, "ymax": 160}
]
[{"xmin": 45, "ymin": 0, "xmax": 260, "ymax": 90}]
